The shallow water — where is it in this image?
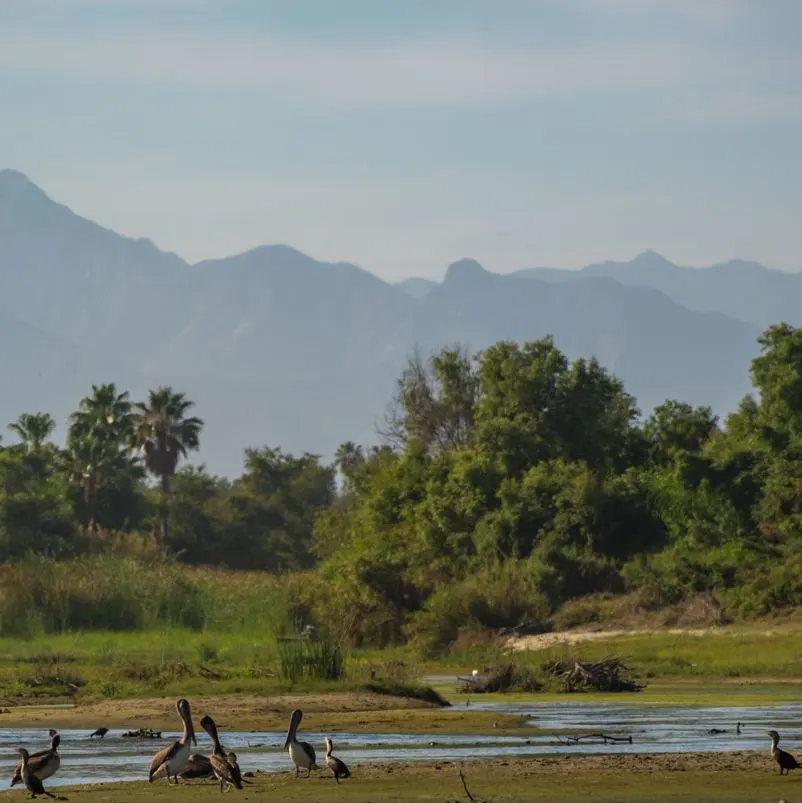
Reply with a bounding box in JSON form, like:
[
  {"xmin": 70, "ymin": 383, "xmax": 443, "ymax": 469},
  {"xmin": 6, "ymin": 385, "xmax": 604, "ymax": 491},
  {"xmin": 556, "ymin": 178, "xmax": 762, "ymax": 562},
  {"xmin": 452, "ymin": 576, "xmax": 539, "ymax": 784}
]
[{"xmin": 2, "ymin": 700, "xmax": 801, "ymax": 788}]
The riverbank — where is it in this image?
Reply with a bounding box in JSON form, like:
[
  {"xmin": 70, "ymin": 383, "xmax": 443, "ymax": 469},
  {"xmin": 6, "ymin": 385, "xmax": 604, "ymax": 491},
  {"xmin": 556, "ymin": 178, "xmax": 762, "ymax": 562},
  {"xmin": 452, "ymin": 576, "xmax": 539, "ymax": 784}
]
[
  {"xmin": 41, "ymin": 751, "xmax": 793, "ymax": 802},
  {"xmin": 0, "ymin": 691, "xmax": 530, "ymax": 735}
]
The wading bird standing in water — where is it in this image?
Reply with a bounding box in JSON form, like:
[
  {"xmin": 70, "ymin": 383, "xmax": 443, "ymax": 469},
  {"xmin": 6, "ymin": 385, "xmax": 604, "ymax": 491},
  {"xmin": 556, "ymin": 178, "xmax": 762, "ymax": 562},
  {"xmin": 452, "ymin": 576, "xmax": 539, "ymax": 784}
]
[
  {"xmin": 148, "ymin": 698, "xmax": 197, "ymax": 784},
  {"xmin": 284, "ymin": 709, "xmax": 318, "ymax": 778}
]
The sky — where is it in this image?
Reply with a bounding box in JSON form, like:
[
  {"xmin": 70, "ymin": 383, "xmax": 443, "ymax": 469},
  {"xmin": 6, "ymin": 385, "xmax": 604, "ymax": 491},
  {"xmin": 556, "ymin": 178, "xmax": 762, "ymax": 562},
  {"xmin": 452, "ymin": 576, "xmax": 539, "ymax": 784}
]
[{"xmin": 1, "ymin": 0, "xmax": 801, "ymax": 280}]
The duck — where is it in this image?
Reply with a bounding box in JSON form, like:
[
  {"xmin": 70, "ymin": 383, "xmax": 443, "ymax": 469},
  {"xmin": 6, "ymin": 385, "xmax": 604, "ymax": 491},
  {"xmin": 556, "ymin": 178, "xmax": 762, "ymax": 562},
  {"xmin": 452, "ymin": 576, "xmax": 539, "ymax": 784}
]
[
  {"xmin": 768, "ymin": 730, "xmax": 800, "ymax": 775},
  {"xmin": 148, "ymin": 698, "xmax": 197, "ymax": 784},
  {"xmin": 283, "ymin": 709, "xmax": 318, "ymax": 778},
  {"xmin": 325, "ymin": 737, "xmax": 350, "ymax": 784},
  {"xmin": 11, "ymin": 730, "xmax": 60, "ymax": 788}
]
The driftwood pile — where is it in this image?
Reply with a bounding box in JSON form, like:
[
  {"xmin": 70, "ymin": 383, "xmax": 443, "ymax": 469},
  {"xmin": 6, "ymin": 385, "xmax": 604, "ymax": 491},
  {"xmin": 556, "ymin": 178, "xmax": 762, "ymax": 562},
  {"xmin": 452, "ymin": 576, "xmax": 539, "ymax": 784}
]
[
  {"xmin": 541, "ymin": 657, "xmax": 644, "ymax": 693},
  {"xmin": 122, "ymin": 728, "xmax": 162, "ymax": 739}
]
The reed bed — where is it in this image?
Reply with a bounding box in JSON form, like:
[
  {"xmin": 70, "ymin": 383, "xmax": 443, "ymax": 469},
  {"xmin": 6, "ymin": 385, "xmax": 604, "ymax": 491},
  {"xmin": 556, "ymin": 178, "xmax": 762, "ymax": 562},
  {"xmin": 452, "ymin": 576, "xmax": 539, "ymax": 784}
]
[{"xmin": 0, "ymin": 554, "xmax": 306, "ymax": 637}]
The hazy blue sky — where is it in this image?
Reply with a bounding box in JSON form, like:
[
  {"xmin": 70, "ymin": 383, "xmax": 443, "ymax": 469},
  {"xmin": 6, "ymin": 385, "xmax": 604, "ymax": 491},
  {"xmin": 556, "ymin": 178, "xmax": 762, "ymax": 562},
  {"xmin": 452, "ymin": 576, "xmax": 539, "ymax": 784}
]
[{"xmin": 1, "ymin": 0, "xmax": 801, "ymax": 279}]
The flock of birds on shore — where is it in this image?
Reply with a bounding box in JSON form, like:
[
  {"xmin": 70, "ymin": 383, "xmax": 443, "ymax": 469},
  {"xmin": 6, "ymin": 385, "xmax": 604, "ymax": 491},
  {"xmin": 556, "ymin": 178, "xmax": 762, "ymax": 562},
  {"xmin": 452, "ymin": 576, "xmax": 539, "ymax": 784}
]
[
  {"xmin": 11, "ymin": 699, "xmax": 350, "ymax": 798},
  {"xmin": 9, "ymin": 702, "xmax": 802, "ymax": 798}
]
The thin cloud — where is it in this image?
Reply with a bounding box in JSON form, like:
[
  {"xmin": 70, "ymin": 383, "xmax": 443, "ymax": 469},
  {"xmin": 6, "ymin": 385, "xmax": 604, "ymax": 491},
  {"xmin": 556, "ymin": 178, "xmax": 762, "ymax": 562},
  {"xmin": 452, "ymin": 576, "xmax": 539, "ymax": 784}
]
[{"xmin": 0, "ymin": 30, "xmax": 709, "ymax": 107}]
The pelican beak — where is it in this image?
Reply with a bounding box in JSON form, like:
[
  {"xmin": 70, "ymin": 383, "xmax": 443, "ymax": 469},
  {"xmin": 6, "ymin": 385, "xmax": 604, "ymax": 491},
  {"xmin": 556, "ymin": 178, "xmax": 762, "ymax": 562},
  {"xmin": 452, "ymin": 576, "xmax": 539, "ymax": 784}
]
[
  {"xmin": 283, "ymin": 733, "xmax": 290, "ymax": 749},
  {"xmin": 191, "ymin": 725, "xmax": 197, "ymax": 746}
]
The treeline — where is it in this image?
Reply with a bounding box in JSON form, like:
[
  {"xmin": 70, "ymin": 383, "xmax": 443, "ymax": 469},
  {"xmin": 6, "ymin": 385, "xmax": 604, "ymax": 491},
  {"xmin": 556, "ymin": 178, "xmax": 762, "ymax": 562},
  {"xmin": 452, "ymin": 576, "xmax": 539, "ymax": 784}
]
[{"xmin": 5, "ymin": 324, "xmax": 802, "ymax": 649}]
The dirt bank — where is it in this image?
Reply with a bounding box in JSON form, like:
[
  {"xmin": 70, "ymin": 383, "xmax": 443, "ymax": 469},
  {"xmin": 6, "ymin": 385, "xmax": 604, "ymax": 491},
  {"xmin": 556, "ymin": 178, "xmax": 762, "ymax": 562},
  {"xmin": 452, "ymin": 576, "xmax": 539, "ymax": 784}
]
[
  {"xmin": 52, "ymin": 750, "xmax": 789, "ymax": 802},
  {"xmin": 0, "ymin": 691, "xmax": 528, "ymax": 735},
  {"xmin": 505, "ymin": 624, "xmax": 779, "ymax": 652}
]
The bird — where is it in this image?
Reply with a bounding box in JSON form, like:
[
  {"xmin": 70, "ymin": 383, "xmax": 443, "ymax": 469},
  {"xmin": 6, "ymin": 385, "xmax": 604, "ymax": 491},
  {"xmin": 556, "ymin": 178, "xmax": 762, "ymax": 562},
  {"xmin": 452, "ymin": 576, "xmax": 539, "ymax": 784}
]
[
  {"xmin": 148, "ymin": 698, "xmax": 197, "ymax": 784},
  {"xmin": 200, "ymin": 714, "xmax": 244, "ymax": 792},
  {"xmin": 768, "ymin": 730, "xmax": 800, "ymax": 775},
  {"xmin": 16, "ymin": 748, "xmax": 62, "ymax": 800},
  {"xmin": 283, "ymin": 709, "xmax": 318, "ymax": 778},
  {"xmin": 88, "ymin": 728, "xmax": 108, "ymax": 739},
  {"xmin": 177, "ymin": 753, "xmax": 214, "ymax": 781},
  {"xmin": 324, "ymin": 737, "xmax": 350, "ymax": 784},
  {"xmin": 11, "ymin": 730, "xmax": 60, "ymax": 788}
]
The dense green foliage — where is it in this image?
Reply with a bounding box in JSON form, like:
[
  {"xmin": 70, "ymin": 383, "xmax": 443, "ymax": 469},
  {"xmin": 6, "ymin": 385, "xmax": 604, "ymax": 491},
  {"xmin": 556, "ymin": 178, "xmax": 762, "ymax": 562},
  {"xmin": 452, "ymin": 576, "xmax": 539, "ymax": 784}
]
[{"xmin": 5, "ymin": 325, "xmax": 802, "ymax": 651}]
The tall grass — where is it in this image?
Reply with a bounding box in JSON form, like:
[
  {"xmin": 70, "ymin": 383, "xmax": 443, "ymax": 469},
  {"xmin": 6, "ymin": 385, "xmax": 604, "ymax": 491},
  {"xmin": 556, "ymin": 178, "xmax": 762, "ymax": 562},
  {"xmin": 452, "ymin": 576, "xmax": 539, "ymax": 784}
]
[
  {"xmin": 0, "ymin": 554, "xmax": 307, "ymax": 637},
  {"xmin": 277, "ymin": 637, "xmax": 346, "ymax": 684}
]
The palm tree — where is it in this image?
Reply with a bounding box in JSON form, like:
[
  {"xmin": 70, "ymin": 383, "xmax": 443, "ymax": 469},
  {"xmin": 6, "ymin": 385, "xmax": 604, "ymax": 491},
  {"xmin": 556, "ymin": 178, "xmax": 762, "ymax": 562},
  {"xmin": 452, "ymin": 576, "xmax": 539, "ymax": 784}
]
[
  {"xmin": 334, "ymin": 441, "xmax": 365, "ymax": 480},
  {"xmin": 67, "ymin": 384, "xmax": 137, "ymax": 537},
  {"xmin": 134, "ymin": 386, "xmax": 203, "ymax": 544},
  {"xmin": 69, "ymin": 384, "xmax": 136, "ymax": 446},
  {"xmin": 8, "ymin": 412, "xmax": 55, "ymax": 451}
]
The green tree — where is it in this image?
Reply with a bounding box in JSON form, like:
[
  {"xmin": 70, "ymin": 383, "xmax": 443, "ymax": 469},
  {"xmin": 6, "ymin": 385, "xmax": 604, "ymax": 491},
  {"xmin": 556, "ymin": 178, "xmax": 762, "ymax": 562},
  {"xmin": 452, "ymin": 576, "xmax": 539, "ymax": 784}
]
[
  {"xmin": 134, "ymin": 387, "xmax": 203, "ymax": 543},
  {"xmin": 8, "ymin": 412, "xmax": 56, "ymax": 452},
  {"xmin": 67, "ymin": 384, "xmax": 139, "ymax": 536}
]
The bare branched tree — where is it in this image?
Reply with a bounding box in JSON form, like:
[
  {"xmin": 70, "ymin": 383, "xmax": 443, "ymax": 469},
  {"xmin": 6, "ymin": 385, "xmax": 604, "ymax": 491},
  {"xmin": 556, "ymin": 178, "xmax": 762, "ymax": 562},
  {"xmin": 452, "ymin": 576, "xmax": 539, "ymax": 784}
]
[{"xmin": 376, "ymin": 344, "xmax": 478, "ymax": 453}]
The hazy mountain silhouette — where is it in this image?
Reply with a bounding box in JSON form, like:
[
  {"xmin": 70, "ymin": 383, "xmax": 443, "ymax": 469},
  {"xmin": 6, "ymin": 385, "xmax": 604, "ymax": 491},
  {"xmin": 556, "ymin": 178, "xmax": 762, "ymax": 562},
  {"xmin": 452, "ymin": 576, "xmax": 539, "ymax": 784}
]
[
  {"xmin": 0, "ymin": 170, "xmax": 769, "ymax": 474},
  {"xmin": 396, "ymin": 277, "xmax": 437, "ymax": 299},
  {"xmin": 512, "ymin": 249, "xmax": 802, "ymax": 329}
]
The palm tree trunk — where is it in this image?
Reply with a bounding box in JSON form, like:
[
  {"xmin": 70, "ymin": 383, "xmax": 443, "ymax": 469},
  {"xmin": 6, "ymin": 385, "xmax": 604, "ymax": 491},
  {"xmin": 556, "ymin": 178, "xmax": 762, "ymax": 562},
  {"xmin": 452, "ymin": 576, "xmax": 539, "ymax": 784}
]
[
  {"xmin": 82, "ymin": 477, "xmax": 93, "ymax": 539},
  {"xmin": 159, "ymin": 472, "xmax": 171, "ymax": 545}
]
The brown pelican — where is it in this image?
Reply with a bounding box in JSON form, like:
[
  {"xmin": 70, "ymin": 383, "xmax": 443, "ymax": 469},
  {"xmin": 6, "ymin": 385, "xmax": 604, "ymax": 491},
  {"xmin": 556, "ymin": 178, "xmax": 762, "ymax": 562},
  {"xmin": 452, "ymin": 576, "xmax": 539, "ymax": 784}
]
[
  {"xmin": 178, "ymin": 754, "xmax": 214, "ymax": 780},
  {"xmin": 88, "ymin": 728, "xmax": 108, "ymax": 739},
  {"xmin": 16, "ymin": 748, "xmax": 61, "ymax": 800},
  {"xmin": 200, "ymin": 714, "xmax": 243, "ymax": 792},
  {"xmin": 148, "ymin": 698, "xmax": 197, "ymax": 783},
  {"xmin": 283, "ymin": 709, "xmax": 318, "ymax": 777},
  {"xmin": 324, "ymin": 737, "xmax": 350, "ymax": 783},
  {"xmin": 11, "ymin": 730, "xmax": 60, "ymax": 787},
  {"xmin": 768, "ymin": 730, "xmax": 800, "ymax": 775}
]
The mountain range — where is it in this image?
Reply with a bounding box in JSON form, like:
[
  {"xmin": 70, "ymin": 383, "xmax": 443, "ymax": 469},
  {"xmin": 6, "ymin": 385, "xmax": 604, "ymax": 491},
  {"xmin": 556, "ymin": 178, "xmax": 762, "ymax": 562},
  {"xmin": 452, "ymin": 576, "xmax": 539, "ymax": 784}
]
[{"xmin": 0, "ymin": 168, "xmax": 796, "ymax": 476}]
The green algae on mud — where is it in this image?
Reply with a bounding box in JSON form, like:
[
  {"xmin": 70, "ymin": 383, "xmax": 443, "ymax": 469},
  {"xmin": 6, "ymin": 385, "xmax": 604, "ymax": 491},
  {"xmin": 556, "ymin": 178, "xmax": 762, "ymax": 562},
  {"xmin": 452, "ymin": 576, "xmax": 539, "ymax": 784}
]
[{"xmin": 49, "ymin": 752, "xmax": 796, "ymax": 802}]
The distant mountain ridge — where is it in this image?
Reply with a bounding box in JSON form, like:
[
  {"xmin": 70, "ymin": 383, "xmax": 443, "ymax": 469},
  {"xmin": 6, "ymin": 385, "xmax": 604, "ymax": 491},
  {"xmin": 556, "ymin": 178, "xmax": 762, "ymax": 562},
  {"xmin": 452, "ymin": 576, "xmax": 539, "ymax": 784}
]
[
  {"xmin": 0, "ymin": 169, "xmax": 782, "ymax": 474},
  {"xmin": 511, "ymin": 249, "xmax": 802, "ymax": 330}
]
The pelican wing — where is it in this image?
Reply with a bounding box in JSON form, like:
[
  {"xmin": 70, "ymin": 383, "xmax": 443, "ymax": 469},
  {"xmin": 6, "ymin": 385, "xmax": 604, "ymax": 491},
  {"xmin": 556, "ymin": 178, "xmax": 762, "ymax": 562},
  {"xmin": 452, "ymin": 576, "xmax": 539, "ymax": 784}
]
[
  {"xmin": 299, "ymin": 740, "xmax": 316, "ymax": 765},
  {"xmin": 210, "ymin": 752, "xmax": 243, "ymax": 789},
  {"xmin": 148, "ymin": 739, "xmax": 182, "ymax": 781}
]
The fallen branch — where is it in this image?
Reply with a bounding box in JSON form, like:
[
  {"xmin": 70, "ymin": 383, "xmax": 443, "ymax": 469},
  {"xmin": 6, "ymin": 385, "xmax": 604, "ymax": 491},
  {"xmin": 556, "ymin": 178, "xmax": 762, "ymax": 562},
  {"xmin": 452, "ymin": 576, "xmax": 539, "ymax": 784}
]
[
  {"xmin": 459, "ymin": 769, "xmax": 486, "ymax": 802},
  {"xmin": 557, "ymin": 732, "xmax": 633, "ymax": 745}
]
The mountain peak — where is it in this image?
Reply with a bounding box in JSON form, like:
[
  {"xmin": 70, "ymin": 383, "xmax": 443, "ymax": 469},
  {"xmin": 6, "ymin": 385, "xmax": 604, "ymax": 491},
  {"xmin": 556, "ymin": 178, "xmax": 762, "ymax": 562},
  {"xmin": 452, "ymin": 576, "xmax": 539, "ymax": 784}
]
[
  {"xmin": 0, "ymin": 169, "xmax": 49, "ymax": 200},
  {"xmin": 631, "ymin": 250, "xmax": 677, "ymax": 269},
  {"xmin": 444, "ymin": 258, "xmax": 491, "ymax": 283}
]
